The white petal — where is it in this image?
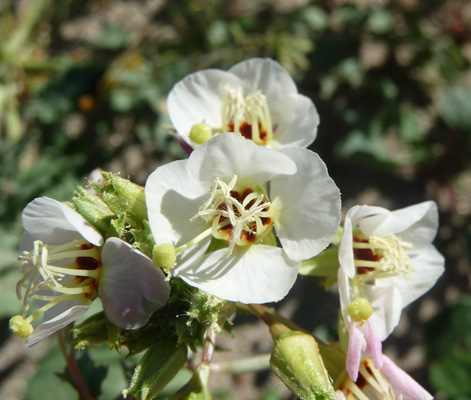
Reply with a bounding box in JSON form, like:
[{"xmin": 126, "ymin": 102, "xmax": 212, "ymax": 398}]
[
  {"xmin": 229, "ymin": 58, "xmax": 298, "ymax": 120},
  {"xmin": 375, "ymin": 245, "xmax": 445, "ymax": 308},
  {"xmin": 271, "ymin": 148, "xmax": 341, "ymax": 261},
  {"xmin": 187, "ymin": 133, "xmax": 297, "ymax": 188},
  {"xmin": 272, "ymin": 94, "xmax": 319, "ymax": 149},
  {"xmin": 338, "ymin": 268, "xmax": 353, "ymax": 327},
  {"xmin": 339, "ymin": 205, "xmax": 389, "ymax": 278},
  {"xmin": 27, "ymin": 301, "xmax": 91, "ymax": 346},
  {"xmin": 22, "ymin": 196, "xmax": 103, "ymax": 246},
  {"xmin": 145, "ymin": 160, "xmax": 209, "ymax": 246},
  {"xmin": 360, "ymin": 285, "xmax": 402, "ymax": 341},
  {"xmin": 167, "ymin": 69, "xmax": 242, "ymax": 146},
  {"xmin": 360, "ymin": 201, "xmax": 438, "ymax": 243},
  {"xmin": 99, "ymin": 238, "xmax": 171, "ymax": 330},
  {"xmin": 174, "ymin": 244, "xmax": 300, "ymax": 304}
]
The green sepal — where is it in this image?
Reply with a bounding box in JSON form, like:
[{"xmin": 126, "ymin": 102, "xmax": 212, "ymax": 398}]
[
  {"xmin": 125, "ymin": 337, "xmax": 188, "ymax": 400},
  {"xmin": 73, "ymin": 312, "xmax": 109, "ymax": 349},
  {"xmin": 317, "ymin": 341, "xmax": 347, "ymax": 384},
  {"xmin": 299, "ymin": 247, "xmax": 339, "ymax": 288},
  {"xmin": 269, "ymin": 323, "xmax": 337, "ymax": 400},
  {"xmin": 170, "ymin": 363, "xmax": 212, "ymax": 400},
  {"xmin": 131, "ymin": 219, "xmax": 155, "ymax": 258},
  {"xmin": 95, "ymin": 172, "xmax": 147, "ymax": 229},
  {"xmin": 108, "ymin": 213, "xmax": 127, "ymax": 238},
  {"xmin": 72, "ymin": 187, "xmax": 116, "ymax": 235}
]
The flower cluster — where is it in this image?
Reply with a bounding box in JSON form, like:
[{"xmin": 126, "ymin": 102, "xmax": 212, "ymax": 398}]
[{"xmin": 9, "ymin": 58, "xmax": 445, "ymax": 399}]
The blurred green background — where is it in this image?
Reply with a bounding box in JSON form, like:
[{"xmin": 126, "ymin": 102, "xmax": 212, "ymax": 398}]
[{"xmin": 1, "ymin": 0, "xmax": 470, "ymax": 399}]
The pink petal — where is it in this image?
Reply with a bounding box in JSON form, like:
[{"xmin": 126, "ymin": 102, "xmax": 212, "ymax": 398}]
[
  {"xmin": 382, "ymin": 355, "xmax": 433, "ymax": 400},
  {"xmin": 364, "ymin": 318, "xmax": 383, "ymax": 370},
  {"xmin": 347, "ymin": 321, "xmax": 366, "ymax": 381}
]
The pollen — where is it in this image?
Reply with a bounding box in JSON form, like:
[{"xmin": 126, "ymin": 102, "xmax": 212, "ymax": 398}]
[
  {"xmin": 352, "ymin": 232, "xmax": 414, "ymax": 283},
  {"xmin": 192, "ymin": 175, "xmax": 273, "ymax": 255},
  {"xmin": 15, "ymin": 238, "xmax": 102, "ymax": 327},
  {"xmin": 220, "ymin": 84, "xmax": 273, "ymax": 145}
]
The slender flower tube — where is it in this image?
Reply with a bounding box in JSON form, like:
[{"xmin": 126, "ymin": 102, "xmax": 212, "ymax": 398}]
[
  {"xmin": 145, "ymin": 133, "xmax": 341, "ymax": 304},
  {"xmin": 167, "ymin": 58, "xmax": 319, "ymax": 149},
  {"xmin": 336, "ymin": 356, "xmax": 433, "ymax": 400},
  {"xmin": 338, "ymin": 202, "xmax": 445, "ymax": 379},
  {"xmin": 10, "ymin": 197, "xmax": 170, "ymax": 346}
]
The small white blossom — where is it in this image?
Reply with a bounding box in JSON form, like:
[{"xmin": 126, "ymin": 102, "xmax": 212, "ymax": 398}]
[
  {"xmin": 145, "ymin": 133, "xmax": 341, "ymax": 303},
  {"xmin": 12, "ymin": 197, "xmax": 170, "ymax": 346},
  {"xmin": 338, "ymin": 202, "xmax": 445, "ymax": 379},
  {"xmin": 167, "ymin": 58, "xmax": 319, "ymax": 149}
]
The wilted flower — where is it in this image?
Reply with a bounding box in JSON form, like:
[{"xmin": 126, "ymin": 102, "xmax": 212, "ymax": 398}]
[
  {"xmin": 167, "ymin": 58, "xmax": 319, "ymax": 149},
  {"xmin": 10, "ymin": 197, "xmax": 170, "ymax": 346},
  {"xmin": 145, "ymin": 133, "xmax": 341, "ymax": 303},
  {"xmin": 338, "ymin": 202, "xmax": 444, "ymax": 379},
  {"xmin": 336, "ymin": 356, "xmax": 433, "ymax": 400}
]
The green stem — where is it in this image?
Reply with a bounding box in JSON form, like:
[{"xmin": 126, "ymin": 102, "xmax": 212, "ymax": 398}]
[{"xmin": 57, "ymin": 331, "xmax": 96, "ymax": 400}]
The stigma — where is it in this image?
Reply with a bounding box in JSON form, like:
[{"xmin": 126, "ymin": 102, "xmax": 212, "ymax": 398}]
[
  {"xmin": 13, "ymin": 238, "xmax": 102, "ymax": 336},
  {"xmin": 220, "ymin": 84, "xmax": 274, "ymax": 145},
  {"xmin": 351, "ymin": 232, "xmax": 414, "ymax": 283},
  {"xmin": 191, "ymin": 175, "xmax": 273, "ymax": 255}
]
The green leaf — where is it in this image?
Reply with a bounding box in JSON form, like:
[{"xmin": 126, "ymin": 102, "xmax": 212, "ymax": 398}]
[
  {"xmin": 299, "ymin": 247, "xmax": 339, "ymax": 279},
  {"xmin": 93, "ymin": 25, "xmax": 129, "ymax": 50},
  {"xmin": 24, "ymin": 343, "xmax": 77, "ymax": 400},
  {"xmin": 57, "ymin": 351, "xmax": 108, "ymax": 399},
  {"xmin": 126, "ymin": 337, "xmax": 188, "ymax": 400},
  {"xmin": 439, "ymin": 87, "xmax": 471, "ymax": 132},
  {"xmin": 430, "ymin": 352, "xmax": 471, "ymax": 398}
]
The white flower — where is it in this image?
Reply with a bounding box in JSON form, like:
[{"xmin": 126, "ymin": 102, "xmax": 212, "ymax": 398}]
[
  {"xmin": 11, "ymin": 197, "xmax": 171, "ymax": 346},
  {"xmin": 337, "ymin": 202, "xmax": 444, "ymax": 379},
  {"xmin": 167, "ymin": 58, "xmax": 319, "ymax": 149},
  {"xmin": 145, "ymin": 133, "xmax": 341, "ymax": 304},
  {"xmin": 336, "ymin": 356, "xmax": 433, "ymax": 400}
]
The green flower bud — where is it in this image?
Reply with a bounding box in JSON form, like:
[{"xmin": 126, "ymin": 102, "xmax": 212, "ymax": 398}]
[
  {"xmin": 347, "ymin": 297, "xmax": 373, "ymax": 322},
  {"xmin": 98, "ymin": 172, "xmax": 147, "ymax": 229},
  {"xmin": 153, "ymin": 243, "xmax": 176, "ymax": 270},
  {"xmin": 269, "ymin": 323, "xmax": 337, "ymax": 400},
  {"xmin": 170, "ymin": 363, "xmax": 212, "ymax": 400},
  {"xmin": 73, "ymin": 186, "xmax": 115, "ymax": 235},
  {"xmin": 10, "ymin": 315, "xmax": 33, "ymax": 338},
  {"xmin": 189, "ymin": 123, "xmax": 212, "ymax": 145}
]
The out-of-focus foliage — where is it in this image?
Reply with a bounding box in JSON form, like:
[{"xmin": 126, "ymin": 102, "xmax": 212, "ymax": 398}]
[{"xmin": 1, "ymin": 0, "xmax": 470, "ymax": 399}]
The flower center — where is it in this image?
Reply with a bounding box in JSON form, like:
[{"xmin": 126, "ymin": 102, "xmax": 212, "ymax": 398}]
[
  {"xmin": 191, "ymin": 175, "xmax": 273, "ymax": 255},
  {"xmin": 351, "ymin": 232, "xmax": 414, "ymax": 283},
  {"xmin": 220, "ymin": 84, "xmax": 274, "ymax": 145},
  {"xmin": 337, "ymin": 359, "xmax": 402, "ymax": 400},
  {"xmin": 15, "ymin": 238, "xmax": 102, "ymax": 328}
]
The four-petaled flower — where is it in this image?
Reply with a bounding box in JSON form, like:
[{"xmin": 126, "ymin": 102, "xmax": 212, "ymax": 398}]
[
  {"xmin": 338, "ymin": 202, "xmax": 445, "ymax": 380},
  {"xmin": 11, "ymin": 197, "xmax": 171, "ymax": 346},
  {"xmin": 167, "ymin": 58, "xmax": 319, "ymax": 149},
  {"xmin": 145, "ymin": 133, "xmax": 341, "ymax": 303}
]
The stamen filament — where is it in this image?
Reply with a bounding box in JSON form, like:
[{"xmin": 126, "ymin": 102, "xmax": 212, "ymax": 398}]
[
  {"xmin": 175, "ymin": 227, "xmax": 214, "ymax": 255},
  {"xmin": 46, "ymin": 265, "xmax": 100, "ymax": 279},
  {"xmin": 25, "ymin": 293, "xmax": 87, "ymax": 324},
  {"xmin": 48, "ymin": 248, "xmax": 100, "ymax": 261}
]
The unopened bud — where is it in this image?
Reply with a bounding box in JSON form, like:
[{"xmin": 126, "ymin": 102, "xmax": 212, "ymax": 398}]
[
  {"xmin": 347, "ymin": 297, "xmax": 373, "ymax": 322},
  {"xmin": 98, "ymin": 173, "xmax": 147, "ymax": 228},
  {"xmin": 269, "ymin": 322, "xmax": 337, "ymax": 400},
  {"xmin": 189, "ymin": 123, "xmax": 212, "ymax": 145},
  {"xmin": 10, "ymin": 315, "xmax": 33, "ymax": 338},
  {"xmin": 153, "ymin": 243, "xmax": 176, "ymax": 270}
]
